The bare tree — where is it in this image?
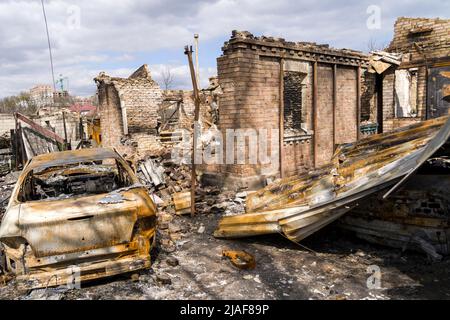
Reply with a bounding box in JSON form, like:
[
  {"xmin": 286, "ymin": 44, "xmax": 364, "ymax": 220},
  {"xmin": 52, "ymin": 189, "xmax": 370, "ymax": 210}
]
[
  {"xmin": 161, "ymin": 66, "xmax": 174, "ymax": 90},
  {"xmin": 0, "ymin": 92, "xmax": 38, "ymax": 115},
  {"xmin": 366, "ymin": 37, "xmax": 389, "ymax": 53}
]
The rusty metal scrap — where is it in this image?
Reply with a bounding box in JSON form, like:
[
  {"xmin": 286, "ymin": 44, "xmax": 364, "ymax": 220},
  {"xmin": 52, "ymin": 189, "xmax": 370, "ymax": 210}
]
[
  {"xmin": 214, "ymin": 116, "xmax": 450, "ymax": 243},
  {"xmin": 0, "ymin": 147, "xmax": 157, "ymax": 289},
  {"xmin": 223, "ymin": 250, "xmax": 256, "ymax": 270}
]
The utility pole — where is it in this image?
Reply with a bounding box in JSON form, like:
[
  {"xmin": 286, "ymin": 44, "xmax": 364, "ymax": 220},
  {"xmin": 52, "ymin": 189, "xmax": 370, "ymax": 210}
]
[
  {"xmin": 40, "ymin": 0, "xmax": 56, "ymax": 91},
  {"xmin": 184, "ymin": 45, "xmax": 201, "ymax": 217},
  {"xmin": 194, "ymin": 34, "xmax": 200, "ymax": 90}
]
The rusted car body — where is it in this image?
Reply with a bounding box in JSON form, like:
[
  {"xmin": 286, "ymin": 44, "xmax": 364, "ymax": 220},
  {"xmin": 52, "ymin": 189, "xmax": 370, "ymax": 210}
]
[
  {"xmin": 0, "ymin": 148, "xmax": 156, "ymax": 289},
  {"xmin": 214, "ymin": 116, "xmax": 450, "ymax": 243}
]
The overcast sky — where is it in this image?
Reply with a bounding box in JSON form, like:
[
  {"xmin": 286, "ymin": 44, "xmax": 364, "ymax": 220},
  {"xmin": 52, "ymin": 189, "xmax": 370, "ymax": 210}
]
[{"xmin": 0, "ymin": 0, "xmax": 448, "ymax": 98}]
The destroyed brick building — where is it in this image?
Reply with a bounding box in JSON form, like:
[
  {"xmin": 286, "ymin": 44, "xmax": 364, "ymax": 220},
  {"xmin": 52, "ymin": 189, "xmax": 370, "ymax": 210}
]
[
  {"xmin": 94, "ymin": 65, "xmax": 164, "ymax": 155},
  {"xmin": 92, "ymin": 17, "xmax": 449, "ymax": 190},
  {"xmin": 367, "ymin": 17, "xmax": 450, "ymax": 132},
  {"xmin": 1, "ymin": 12, "xmax": 450, "ymax": 299},
  {"xmin": 208, "ymin": 30, "xmax": 371, "ymax": 188}
]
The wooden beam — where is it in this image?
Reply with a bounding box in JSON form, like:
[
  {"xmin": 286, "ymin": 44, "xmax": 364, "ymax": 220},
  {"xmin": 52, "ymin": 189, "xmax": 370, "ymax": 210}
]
[
  {"xmin": 62, "ymin": 111, "xmax": 68, "ymax": 143},
  {"xmin": 279, "ymin": 58, "xmax": 285, "ymax": 178},
  {"xmin": 185, "ymin": 45, "xmax": 201, "ymax": 217},
  {"xmin": 15, "ymin": 112, "xmax": 65, "ymax": 144}
]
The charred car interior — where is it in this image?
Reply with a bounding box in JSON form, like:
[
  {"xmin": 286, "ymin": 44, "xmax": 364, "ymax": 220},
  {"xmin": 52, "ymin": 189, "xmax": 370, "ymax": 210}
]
[{"xmin": 19, "ymin": 159, "xmax": 133, "ymax": 202}]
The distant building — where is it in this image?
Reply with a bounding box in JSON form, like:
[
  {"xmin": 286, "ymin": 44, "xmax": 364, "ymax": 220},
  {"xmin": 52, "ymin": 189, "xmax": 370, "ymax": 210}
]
[
  {"xmin": 69, "ymin": 104, "xmax": 97, "ymax": 116},
  {"xmin": 29, "ymin": 85, "xmax": 53, "ymax": 107}
]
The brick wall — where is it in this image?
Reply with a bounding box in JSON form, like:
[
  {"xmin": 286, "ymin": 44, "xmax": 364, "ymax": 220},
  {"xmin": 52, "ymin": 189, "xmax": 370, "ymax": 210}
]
[
  {"xmin": 214, "ymin": 31, "xmax": 368, "ymax": 186},
  {"xmin": 381, "ymin": 17, "xmax": 450, "ymax": 132},
  {"xmin": 217, "ymin": 50, "xmax": 280, "ymax": 181},
  {"xmin": 335, "ymin": 66, "xmax": 358, "ymax": 145},
  {"xmin": 113, "ymin": 78, "xmax": 162, "ymax": 134},
  {"xmin": 361, "ymin": 70, "xmax": 377, "ymax": 122},
  {"xmin": 94, "ymin": 65, "xmax": 163, "ymax": 155},
  {"xmin": 382, "ymin": 68, "xmax": 395, "ymax": 120},
  {"xmin": 388, "ymin": 17, "xmax": 450, "ymax": 63},
  {"xmin": 416, "ymin": 66, "xmax": 428, "ymax": 118},
  {"xmin": 0, "ymin": 114, "xmax": 15, "ymax": 136},
  {"xmin": 383, "ymin": 118, "xmax": 422, "ymax": 132},
  {"xmin": 97, "ymin": 83, "xmax": 124, "ymax": 149},
  {"xmin": 316, "ymin": 64, "xmax": 334, "ymax": 166},
  {"xmin": 33, "ymin": 112, "xmax": 80, "ymax": 142}
]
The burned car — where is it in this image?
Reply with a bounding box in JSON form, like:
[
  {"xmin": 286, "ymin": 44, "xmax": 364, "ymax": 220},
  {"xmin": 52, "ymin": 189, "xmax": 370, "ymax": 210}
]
[{"xmin": 0, "ymin": 148, "xmax": 156, "ymax": 289}]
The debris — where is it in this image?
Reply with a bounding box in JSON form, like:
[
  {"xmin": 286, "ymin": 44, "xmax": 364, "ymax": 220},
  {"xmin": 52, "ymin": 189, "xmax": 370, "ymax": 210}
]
[
  {"xmin": 139, "ymin": 158, "xmax": 165, "ymax": 187},
  {"xmin": 151, "ymin": 194, "xmax": 164, "ymax": 206},
  {"xmin": 235, "ymin": 191, "xmax": 247, "ymax": 198},
  {"xmin": 156, "ymin": 273, "xmax": 172, "ymax": 285},
  {"xmin": 131, "ymin": 273, "xmax": 140, "ymax": 282},
  {"xmin": 197, "ymin": 225, "xmax": 205, "ymax": 234},
  {"xmin": 222, "ymin": 250, "xmax": 256, "ymax": 270},
  {"xmin": 173, "ymin": 191, "xmax": 191, "ymax": 215},
  {"xmin": 168, "ymin": 222, "xmax": 183, "ymax": 234},
  {"xmin": 98, "ymin": 192, "xmax": 125, "ymax": 204},
  {"xmin": 214, "ymin": 116, "xmax": 450, "ymax": 243},
  {"xmin": 166, "ymin": 256, "xmax": 179, "ymax": 267},
  {"xmin": 25, "ymin": 288, "xmax": 66, "ymax": 301}
]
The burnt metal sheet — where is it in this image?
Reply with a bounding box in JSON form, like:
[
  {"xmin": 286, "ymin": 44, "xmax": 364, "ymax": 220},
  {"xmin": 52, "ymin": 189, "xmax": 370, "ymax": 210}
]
[
  {"xmin": 214, "ymin": 116, "xmax": 450, "ymax": 243},
  {"xmin": 383, "ymin": 110, "xmax": 450, "ymax": 198}
]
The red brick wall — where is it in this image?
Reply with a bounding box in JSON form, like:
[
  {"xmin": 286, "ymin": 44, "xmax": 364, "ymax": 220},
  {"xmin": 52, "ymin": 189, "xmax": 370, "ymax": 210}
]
[
  {"xmin": 98, "ymin": 84, "xmax": 123, "ymax": 148},
  {"xmin": 217, "ymin": 51, "xmax": 280, "ymax": 179},
  {"xmin": 335, "ymin": 66, "xmax": 358, "ymax": 145},
  {"xmin": 382, "ymin": 68, "xmax": 395, "ymax": 121},
  {"xmin": 214, "ymin": 31, "xmax": 367, "ymax": 185},
  {"xmin": 113, "ymin": 78, "xmax": 162, "ymax": 134},
  {"xmin": 388, "ymin": 17, "xmax": 450, "ymax": 62},
  {"xmin": 316, "ymin": 64, "xmax": 334, "ymax": 166},
  {"xmin": 283, "ymin": 140, "xmax": 312, "ymax": 176},
  {"xmin": 361, "ymin": 70, "xmax": 377, "ymax": 122}
]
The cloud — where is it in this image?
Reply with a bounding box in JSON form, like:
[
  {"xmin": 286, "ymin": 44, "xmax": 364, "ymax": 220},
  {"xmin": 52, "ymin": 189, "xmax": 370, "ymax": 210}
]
[{"xmin": 0, "ymin": 0, "xmax": 448, "ymax": 97}]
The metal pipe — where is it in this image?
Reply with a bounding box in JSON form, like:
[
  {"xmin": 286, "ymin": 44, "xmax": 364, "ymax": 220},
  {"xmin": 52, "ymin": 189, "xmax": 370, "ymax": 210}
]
[
  {"xmin": 40, "ymin": 0, "xmax": 56, "ymax": 91},
  {"xmin": 194, "ymin": 34, "xmax": 200, "ymax": 90}
]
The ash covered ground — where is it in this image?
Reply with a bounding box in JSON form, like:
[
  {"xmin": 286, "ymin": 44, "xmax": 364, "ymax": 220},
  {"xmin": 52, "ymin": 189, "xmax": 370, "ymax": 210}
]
[{"xmin": 1, "ymin": 198, "xmax": 450, "ymax": 300}]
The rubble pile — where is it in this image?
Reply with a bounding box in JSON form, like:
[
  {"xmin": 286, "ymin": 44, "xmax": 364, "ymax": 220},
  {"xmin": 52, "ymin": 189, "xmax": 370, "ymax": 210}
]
[
  {"xmin": 132, "ymin": 151, "xmax": 246, "ymax": 255},
  {"xmin": 0, "ymin": 133, "xmax": 12, "ymax": 177},
  {"xmin": 0, "ymin": 171, "xmax": 18, "ymax": 220}
]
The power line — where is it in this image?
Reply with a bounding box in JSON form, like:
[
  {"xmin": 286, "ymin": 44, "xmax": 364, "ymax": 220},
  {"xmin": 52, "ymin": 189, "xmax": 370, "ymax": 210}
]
[{"xmin": 40, "ymin": 0, "xmax": 56, "ymax": 91}]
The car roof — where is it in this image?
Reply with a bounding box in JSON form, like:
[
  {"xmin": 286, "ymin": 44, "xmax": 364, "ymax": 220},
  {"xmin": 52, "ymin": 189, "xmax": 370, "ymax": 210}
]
[{"xmin": 25, "ymin": 148, "xmax": 121, "ymax": 172}]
